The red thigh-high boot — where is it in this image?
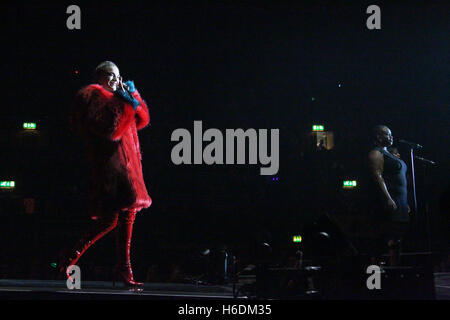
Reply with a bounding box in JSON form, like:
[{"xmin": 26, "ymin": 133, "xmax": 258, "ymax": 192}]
[
  {"xmin": 59, "ymin": 212, "xmax": 119, "ymax": 277},
  {"xmin": 113, "ymin": 208, "xmax": 143, "ymax": 289}
]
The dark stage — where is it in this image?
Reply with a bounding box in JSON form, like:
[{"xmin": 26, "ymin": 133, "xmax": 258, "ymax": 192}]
[
  {"xmin": 0, "ymin": 272, "xmax": 449, "ymax": 300},
  {"xmin": 0, "ymin": 279, "xmax": 236, "ymax": 300},
  {"xmin": 0, "ymin": 1, "xmax": 449, "ymax": 305}
]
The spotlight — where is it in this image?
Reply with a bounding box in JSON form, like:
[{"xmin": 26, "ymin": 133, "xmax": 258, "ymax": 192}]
[{"xmin": 318, "ymin": 232, "xmax": 330, "ymax": 238}]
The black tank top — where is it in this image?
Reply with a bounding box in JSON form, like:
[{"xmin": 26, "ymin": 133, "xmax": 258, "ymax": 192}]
[{"xmin": 368, "ymin": 146, "xmax": 410, "ymax": 222}]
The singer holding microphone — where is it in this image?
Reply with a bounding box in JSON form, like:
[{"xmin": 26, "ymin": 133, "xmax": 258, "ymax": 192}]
[
  {"xmin": 59, "ymin": 61, "xmax": 152, "ymax": 289},
  {"xmin": 367, "ymin": 125, "xmax": 411, "ymax": 265}
]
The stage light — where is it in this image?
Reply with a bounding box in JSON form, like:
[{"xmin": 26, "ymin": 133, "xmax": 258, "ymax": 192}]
[
  {"xmin": 292, "ymin": 235, "xmax": 302, "ymax": 243},
  {"xmin": 0, "ymin": 181, "xmax": 15, "ymax": 189},
  {"xmin": 23, "ymin": 122, "xmax": 36, "ymax": 130},
  {"xmin": 343, "ymin": 180, "xmax": 357, "ymax": 188},
  {"xmin": 318, "ymin": 232, "xmax": 330, "ymax": 238},
  {"xmin": 311, "ymin": 97, "xmax": 316, "ymax": 101},
  {"xmin": 312, "ymin": 125, "xmax": 324, "ymax": 131}
]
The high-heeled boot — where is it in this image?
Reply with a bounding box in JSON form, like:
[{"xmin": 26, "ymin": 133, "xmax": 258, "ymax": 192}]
[
  {"xmin": 113, "ymin": 209, "xmax": 143, "ymax": 289},
  {"xmin": 59, "ymin": 213, "xmax": 119, "ymax": 277}
]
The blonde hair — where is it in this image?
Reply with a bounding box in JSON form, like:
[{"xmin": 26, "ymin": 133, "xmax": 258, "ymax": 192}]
[{"xmin": 93, "ymin": 61, "xmax": 118, "ymax": 83}]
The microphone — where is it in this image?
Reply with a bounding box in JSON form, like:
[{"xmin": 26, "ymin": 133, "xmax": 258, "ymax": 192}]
[
  {"xmin": 414, "ymin": 156, "xmax": 436, "ymax": 166},
  {"xmin": 108, "ymin": 77, "xmax": 130, "ymax": 92},
  {"xmin": 398, "ymin": 139, "xmax": 423, "ymax": 149},
  {"xmin": 121, "ymin": 80, "xmax": 130, "ymax": 92}
]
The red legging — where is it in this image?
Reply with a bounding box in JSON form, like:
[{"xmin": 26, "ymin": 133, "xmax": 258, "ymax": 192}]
[{"xmin": 66, "ymin": 208, "xmax": 138, "ymax": 271}]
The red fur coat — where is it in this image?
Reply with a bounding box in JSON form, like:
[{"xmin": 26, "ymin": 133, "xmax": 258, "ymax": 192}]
[{"xmin": 69, "ymin": 84, "xmax": 152, "ymax": 216}]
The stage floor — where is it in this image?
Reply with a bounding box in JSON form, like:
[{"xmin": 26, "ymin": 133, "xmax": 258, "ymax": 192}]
[
  {"xmin": 435, "ymin": 273, "xmax": 450, "ymax": 300},
  {"xmin": 0, "ymin": 273, "xmax": 449, "ymax": 300},
  {"xmin": 0, "ymin": 279, "xmax": 238, "ymax": 300}
]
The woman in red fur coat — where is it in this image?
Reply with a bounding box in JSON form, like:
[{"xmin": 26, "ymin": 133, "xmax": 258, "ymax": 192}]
[{"xmin": 61, "ymin": 61, "xmax": 152, "ymax": 289}]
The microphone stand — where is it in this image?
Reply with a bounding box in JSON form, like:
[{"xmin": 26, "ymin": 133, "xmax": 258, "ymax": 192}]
[
  {"xmin": 407, "ymin": 147, "xmax": 422, "ymax": 252},
  {"xmin": 409, "ymin": 147, "xmax": 418, "ymax": 221},
  {"xmin": 414, "ymin": 155, "xmax": 437, "ymax": 253},
  {"xmin": 400, "ymin": 140, "xmax": 428, "ymax": 250}
]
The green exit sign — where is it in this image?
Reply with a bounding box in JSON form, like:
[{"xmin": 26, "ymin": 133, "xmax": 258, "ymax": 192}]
[
  {"xmin": 343, "ymin": 180, "xmax": 357, "ymax": 188},
  {"xmin": 0, "ymin": 181, "xmax": 15, "ymax": 189},
  {"xmin": 312, "ymin": 125, "xmax": 324, "ymax": 131},
  {"xmin": 23, "ymin": 122, "xmax": 36, "ymax": 130},
  {"xmin": 292, "ymin": 235, "xmax": 302, "ymax": 243}
]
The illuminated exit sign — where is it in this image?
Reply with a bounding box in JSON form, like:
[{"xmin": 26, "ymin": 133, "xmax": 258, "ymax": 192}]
[
  {"xmin": 343, "ymin": 180, "xmax": 357, "ymax": 188},
  {"xmin": 292, "ymin": 235, "xmax": 302, "ymax": 243},
  {"xmin": 312, "ymin": 125, "xmax": 324, "ymax": 131},
  {"xmin": 23, "ymin": 123, "xmax": 36, "ymax": 130},
  {"xmin": 0, "ymin": 181, "xmax": 15, "ymax": 189}
]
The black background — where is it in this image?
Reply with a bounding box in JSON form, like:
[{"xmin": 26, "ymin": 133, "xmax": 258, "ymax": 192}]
[{"xmin": 0, "ymin": 0, "xmax": 448, "ymax": 281}]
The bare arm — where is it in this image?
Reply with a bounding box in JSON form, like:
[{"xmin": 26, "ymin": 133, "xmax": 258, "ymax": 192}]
[{"xmin": 368, "ymin": 150, "xmax": 397, "ymax": 211}]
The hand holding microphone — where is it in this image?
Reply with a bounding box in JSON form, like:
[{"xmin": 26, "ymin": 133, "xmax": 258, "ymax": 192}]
[
  {"xmin": 117, "ymin": 76, "xmax": 137, "ymax": 93},
  {"xmin": 114, "ymin": 77, "xmax": 140, "ymax": 110},
  {"xmin": 118, "ymin": 76, "xmax": 128, "ymax": 91}
]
